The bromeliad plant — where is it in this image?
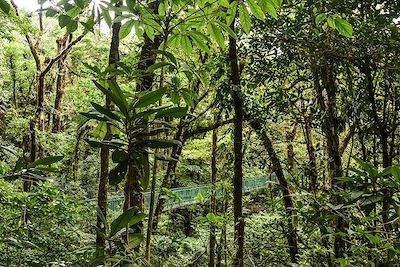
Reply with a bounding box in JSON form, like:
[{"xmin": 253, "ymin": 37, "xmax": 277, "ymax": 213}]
[{"xmin": 82, "ymin": 79, "xmax": 187, "ymax": 211}]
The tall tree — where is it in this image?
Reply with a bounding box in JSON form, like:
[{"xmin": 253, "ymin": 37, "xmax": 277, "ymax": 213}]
[
  {"xmin": 228, "ymin": 5, "xmax": 244, "ymax": 267},
  {"xmin": 96, "ymin": 0, "xmax": 121, "ymax": 255}
]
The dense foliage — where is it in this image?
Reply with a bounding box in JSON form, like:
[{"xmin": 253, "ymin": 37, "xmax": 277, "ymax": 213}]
[{"xmin": 0, "ymin": 0, "xmax": 399, "ymax": 266}]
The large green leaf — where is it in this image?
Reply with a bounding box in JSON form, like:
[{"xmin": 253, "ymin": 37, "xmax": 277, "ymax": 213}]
[
  {"xmin": 108, "ymin": 80, "xmax": 129, "ymax": 116},
  {"xmin": 91, "ymin": 102, "xmax": 122, "ymax": 122},
  {"xmin": 247, "ymin": 0, "xmax": 265, "ymax": 21},
  {"xmin": 0, "ymin": 0, "xmax": 11, "ymax": 14},
  {"xmin": 189, "ymin": 31, "xmax": 210, "ymax": 53},
  {"xmin": 59, "ymin": 15, "xmax": 72, "ymax": 28},
  {"xmin": 208, "ymin": 23, "xmax": 225, "ymax": 47},
  {"xmin": 80, "ymin": 112, "xmax": 109, "ymax": 122},
  {"xmin": 85, "ymin": 139, "xmax": 126, "ymax": 149},
  {"xmin": 133, "ymin": 88, "xmax": 167, "ymax": 109},
  {"xmin": 239, "ymin": 3, "xmax": 251, "ymax": 33},
  {"xmin": 119, "ymin": 20, "xmax": 135, "ymax": 39},
  {"xmin": 29, "ymin": 156, "xmax": 64, "ymax": 168},
  {"xmin": 109, "ymin": 160, "xmax": 128, "ymax": 186},
  {"xmin": 215, "ymin": 21, "xmax": 238, "ymax": 40},
  {"xmin": 181, "ymin": 35, "xmax": 192, "ymax": 55},
  {"xmin": 315, "ymin": 13, "xmax": 327, "ymax": 25},
  {"xmin": 334, "ymin": 17, "xmax": 353, "ymax": 37},
  {"xmin": 112, "ymin": 149, "xmax": 128, "ymax": 163},
  {"xmin": 155, "ymin": 106, "xmax": 188, "ymax": 118},
  {"xmin": 110, "ymin": 207, "xmax": 145, "ymax": 237},
  {"xmin": 142, "ymin": 139, "xmax": 182, "ymax": 148},
  {"xmin": 93, "ymin": 81, "xmax": 119, "ymax": 109}
]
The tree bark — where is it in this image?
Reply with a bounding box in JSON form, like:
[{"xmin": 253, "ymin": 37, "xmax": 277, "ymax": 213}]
[
  {"xmin": 52, "ymin": 33, "xmax": 71, "ymax": 132},
  {"xmin": 304, "ymin": 116, "xmax": 318, "ymax": 191},
  {"xmin": 228, "ymin": 8, "xmax": 244, "ymax": 266},
  {"xmin": 96, "ymin": 5, "xmax": 121, "ymax": 255},
  {"xmin": 209, "ymin": 126, "xmax": 218, "ymax": 267}
]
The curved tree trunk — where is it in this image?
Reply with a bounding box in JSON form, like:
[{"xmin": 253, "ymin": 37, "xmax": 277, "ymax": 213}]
[{"xmin": 245, "ymin": 115, "xmax": 299, "ymax": 263}]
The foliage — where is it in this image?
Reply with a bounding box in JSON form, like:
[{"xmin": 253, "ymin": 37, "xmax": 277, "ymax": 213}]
[{"xmin": 0, "ymin": 181, "xmax": 91, "ymax": 266}]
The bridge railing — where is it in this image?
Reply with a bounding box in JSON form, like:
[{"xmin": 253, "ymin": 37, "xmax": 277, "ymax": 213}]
[{"xmin": 94, "ymin": 175, "xmax": 270, "ymax": 212}]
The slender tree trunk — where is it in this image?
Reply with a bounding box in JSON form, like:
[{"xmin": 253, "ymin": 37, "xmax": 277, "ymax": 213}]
[
  {"xmin": 145, "ymin": 153, "xmax": 158, "ymax": 260},
  {"xmin": 9, "ymin": 55, "xmax": 17, "ymax": 107},
  {"xmin": 209, "ymin": 126, "xmax": 218, "ymax": 267},
  {"xmin": 304, "ymin": 117, "xmax": 318, "ymax": 191},
  {"xmin": 246, "ymin": 116, "xmax": 298, "ymax": 263},
  {"xmin": 286, "ymin": 126, "xmax": 296, "ymax": 173},
  {"xmin": 123, "ymin": 0, "xmax": 161, "ymax": 220},
  {"xmin": 52, "ymin": 33, "xmax": 71, "ymax": 132},
  {"xmin": 228, "ymin": 6, "xmax": 244, "ymax": 266},
  {"xmin": 316, "ymin": 62, "xmax": 345, "ymax": 258},
  {"xmin": 96, "ymin": 6, "xmax": 121, "ymax": 255}
]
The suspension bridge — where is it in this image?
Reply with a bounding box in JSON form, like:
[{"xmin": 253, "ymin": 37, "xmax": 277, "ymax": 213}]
[{"xmin": 99, "ymin": 176, "xmax": 270, "ymax": 212}]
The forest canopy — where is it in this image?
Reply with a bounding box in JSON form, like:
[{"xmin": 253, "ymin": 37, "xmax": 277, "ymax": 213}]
[{"xmin": 0, "ymin": 0, "xmax": 399, "ymax": 266}]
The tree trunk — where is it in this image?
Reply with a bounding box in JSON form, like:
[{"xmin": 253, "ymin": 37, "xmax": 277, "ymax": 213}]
[
  {"xmin": 245, "ymin": 115, "xmax": 298, "ymax": 263},
  {"xmin": 286, "ymin": 126, "xmax": 296, "ymax": 173},
  {"xmin": 304, "ymin": 117, "xmax": 318, "ymax": 191},
  {"xmin": 145, "ymin": 153, "xmax": 158, "ymax": 260},
  {"xmin": 228, "ymin": 6, "xmax": 244, "ymax": 266},
  {"xmin": 316, "ymin": 62, "xmax": 345, "ymax": 258},
  {"xmin": 52, "ymin": 33, "xmax": 71, "ymax": 132},
  {"xmin": 209, "ymin": 126, "xmax": 217, "ymax": 267},
  {"xmin": 96, "ymin": 7, "xmax": 121, "ymax": 255}
]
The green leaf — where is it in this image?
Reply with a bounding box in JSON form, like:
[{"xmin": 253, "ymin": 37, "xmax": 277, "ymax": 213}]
[
  {"xmin": 74, "ymin": 0, "xmax": 85, "ymax": 9},
  {"xmin": 155, "ymin": 106, "xmax": 188, "ymax": 118},
  {"xmin": 29, "ymin": 156, "xmax": 64, "ymax": 168},
  {"xmin": 59, "ymin": 15, "xmax": 72, "ymax": 28},
  {"xmin": 0, "ymin": 0, "xmax": 10, "ymax": 14},
  {"xmin": 112, "ymin": 149, "xmax": 128, "ymax": 163},
  {"xmin": 215, "ymin": 21, "xmax": 238, "ymax": 39},
  {"xmin": 85, "ymin": 139, "xmax": 125, "ymax": 149},
  {"xmin": 208, "ymin": 23, "xmax": 225, "ymax": 47},
  {"xmin": 327, "ymin": 16, "xmax": 336, "ymax": 29},
  {"xmin": 260, "ymin": 0, "xmax": 277, "ymax": 19},
  {"xmin": 144, "ymin": 25, "xmax": 155, "ymax": 41},
  {"xmin": 133, "ymin": 88, "xmax": 167, "ymax": 109},
  {"xmin": 206, "ymin": 212, "xmax": 224, "ymax": 223},
  {"xmin": 142, "ymin": 139, "xmax": 182, "ymax": 148},
  {"xmin": 334, "ymin": 17, "xmax": 353, "ymax": 37},
  {"xmin": 108, "ymin": 80, "xmax": 129, "ymax": 116},
  {"xmin": 66, "ymin": 20, "xmax": 78, "ymax": 33},
  {"xmin": 91, "ymin": 102, "xmax": 122, "ymax": 122},
  {"xmin": 119, "ymin": 20, "xmax": 135, "ymax": 40},
  {"xmin": 110, "ymin": 207, "xmax": 145, "ymax": 237},
  {"xmin": 390, "ymin": 165, "xmax": 400, "ymax": 182},
  {"xmin": 101, "ymin": 6, "xmax": 112, "ymax": 28},
  {"xmin": 247, "ymin": 0, "xmax": 265, "ymax": 21},
  {"xmin": 147, "ymin": 62, "xmax": 172, "ymax": 73},
  {"xmin": 80, "ymin": 112, "xmax": 109, "ymax": 122},
  {"xmin": 366, "ymin": 234, "xmax": 381, "ymax": 245},
  {"xmin": 46, "ymin": 8, "xmax": 58, "ymax": 17},
  {"xmin": 128, "ymin": 233, "xmax": 144, "ymax": 248},
  {"xmin": 0, "ymin": 145, "xmax": 18, "ymax": 156},
  {"xmin": 109, "ymin": 160, "xmax": 127, "ymax": 186},
  {"xmin": 239, "ymin": 3, "xmax": 251, "ymax": 33},
  {"xmin": 154, "ymin": 49, "xmax": 178, "ymax": 65},
  {"xmin": 181, "ymin": 35, "xmax": 192, "ymax": 55},
  {"xmin": 189, "ymin": 32, "xmax": 210, "ymax": 53},
  {"xmin": 315, "ymin": 13, "xmax": 327, "ymax": 25}
]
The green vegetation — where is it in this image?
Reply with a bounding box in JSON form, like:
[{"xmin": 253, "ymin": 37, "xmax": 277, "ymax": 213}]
[{"xmin": 0, "ymin": 0, "xmax": 399, "ymax": 266}]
